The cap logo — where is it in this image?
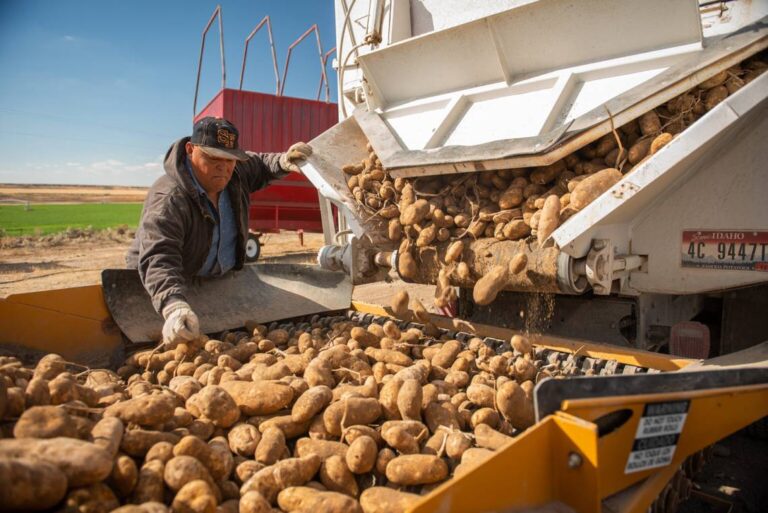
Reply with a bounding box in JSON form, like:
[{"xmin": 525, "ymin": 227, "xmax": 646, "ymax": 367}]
[{"xmin": 217, "ymin": 128, "xmax": 236, "ymax": 149}]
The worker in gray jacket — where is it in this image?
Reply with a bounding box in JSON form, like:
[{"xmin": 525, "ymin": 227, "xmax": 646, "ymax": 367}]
[{"xmin": 126, "ymin": 117, "xmax": 311, "ymax": 342}]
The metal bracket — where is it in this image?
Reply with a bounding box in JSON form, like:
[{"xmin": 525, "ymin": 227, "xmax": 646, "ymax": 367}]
[{"xmin": 585, "ymin": 240, "xmax": 646, "ymax": 295}]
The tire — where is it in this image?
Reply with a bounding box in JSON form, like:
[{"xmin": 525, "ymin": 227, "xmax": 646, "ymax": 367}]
[{"xmin": 245, "ymin": 233, "xmax": 261, "ymax": 263}]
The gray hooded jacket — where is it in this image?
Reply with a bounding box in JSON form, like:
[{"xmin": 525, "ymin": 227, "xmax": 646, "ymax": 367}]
[{"xmin": 126, "ymin": 137, "xmax": 286, "ymax": 312}]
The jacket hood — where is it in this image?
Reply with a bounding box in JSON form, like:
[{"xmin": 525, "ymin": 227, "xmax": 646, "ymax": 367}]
[{"xmin": 164, "ymin": 137, "xmax": 201, "ymax": 201}]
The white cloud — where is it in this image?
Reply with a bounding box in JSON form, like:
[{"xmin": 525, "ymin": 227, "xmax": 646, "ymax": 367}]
[
  {"xmin": 0, "ymin": 157, "xmax": 164, "ymax": 186},
  {"xmin": 62, "ymin": 35, "xmax": 77, "ymax": 42}
]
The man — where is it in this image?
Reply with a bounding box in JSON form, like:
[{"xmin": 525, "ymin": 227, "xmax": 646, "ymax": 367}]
[{"xmin": 126, "ymin": 116, "xmax": 311, "ymax": 342}]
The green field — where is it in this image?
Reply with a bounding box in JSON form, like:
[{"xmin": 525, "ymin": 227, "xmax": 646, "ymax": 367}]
[{"xmin": 0, "ymin": 203, "xmax": 143, "ymax": 236}]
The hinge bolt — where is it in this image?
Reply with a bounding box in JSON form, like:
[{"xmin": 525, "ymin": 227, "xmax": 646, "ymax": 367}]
[{"xmin": 568, "ymin": 452, "xmax": 583, "ymax": 469}]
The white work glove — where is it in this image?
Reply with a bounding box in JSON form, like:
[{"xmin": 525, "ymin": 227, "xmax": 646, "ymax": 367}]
[
  {"xmin": 279, "ymin": 142, "xmax": 312, "ymax": 173},
  {"xmin": 161, "ymin": 300, "xmax": 200, "ymax": 343}
]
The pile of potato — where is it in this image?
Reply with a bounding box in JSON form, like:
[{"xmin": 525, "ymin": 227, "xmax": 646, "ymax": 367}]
[
  {"xmin": 342, "ymin": 55, "xmax": 766, "ymax": 304},
  {"xmin": 0, "ymin": 291, "xmax": 586, "ymax": 513}
]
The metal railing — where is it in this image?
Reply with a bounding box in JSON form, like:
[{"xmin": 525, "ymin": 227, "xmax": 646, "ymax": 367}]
[
  {"xmin": 279, "ymin": 24, "xmax": 330, "ymax": 103},
  {"xmin": 193, "ymin": 5, "xmax": 226, "ymax": 116},
  {"xmin": 194, "ymin": 7, "xmax": 338, "ymax": 115},
  {"xmin": 239, "ymin": 16, "xmax": 280, "ymax": 95}
]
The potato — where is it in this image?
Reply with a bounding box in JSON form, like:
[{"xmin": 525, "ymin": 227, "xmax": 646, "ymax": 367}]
[
  {"xmin": 432, "ymin": 339, "xmax": 461, "ymax": 369},
  {"xmin": 0, "ymin": 457, "xmax": 67, "ymax": 510},
  {"xmin": 511, "ymin": 334, "xmax": 532, "ymax": 354},
  {"xmin": 277, "ymin": 486, "xmax": 363, "ymax": 513},
  {"xmin": 109, "ymin": 453, "xmax": 139, "ymax": 498},
  {"xmin": 132, "ymin": 459, "xmax": 166, "ymax": 504},
  {"xmin": 502, "ymin": 219, "xmax": 530, "ymax": 240},
  {"xmin": 639, "ymin": 111, "xmax": 661, "ymax": 136},
  {"xmin": 174, "ymin": 435, "xmax": 230, "ymax": 481},
  {"xmin": 289, "ymin": 385, "xmax": 332, "ymax": 423},
  {"xmin": 239, "ymin": 491, "xmax": 271, "ymax": 513},
  {"xmin": 473, "ymin": 265, "xmax": 508, "ymax": 306},
  {"xmin": 295, "ymin": 438, "xmax": 348, "ymax": 460},
  {"xmin": 171, "ymin": 480, "xmax": 217, "ymax": 513},
  {"xmin": 444, "ymin": 240, "xmax": 464, "ymax": 264},
  {"xmin": 146, "ymin": 441, "xmax": 175, "ymax": 463},
  {"xmin": 474, "ymin": 423, "xmax": 513, "ymax": 450},
  {"xmin": 699, "ymin": 69, "xmax": 728, "ymax": 89},
  {"xmin": 219, "ymin": 380, "xmax": 293, "ymax": 416},
  {"xmin": 256, "ymin": 426, "xmax": 287, "ymax": 465},
  {"xmin": 537, "ymin": 194, "xmax": 560, "ymax": 244},
  {"xmin": 185, "ymin": 385, "xmax": 240, "ymax": 428},
  {"xmin": 397, "ymin": 378, "xmax": 423, "ymax": 421},
  {"xmin": 508, "ymin": 252, "xmax": 527, "ymax": 275},
  {"xmin": 471, "ymin": 407, "xmax": 500, "ymax": 429},
  {"xmin": 91, "ymin": 416, "xmax": 125, "ymax": 457},
  {"xmin": 13, "ymin": 404, "xmax": 77, "ymax": 438},
  {"xmin": 498, "ymin": 186, "xmax": 524, "ymax": 209},
  {"xmin": 241, "ymin": 455, "xmax": 321, "ymax": 503},
  {"xmin": 323, "ymin": 397, "xmax": 382, "ymax": 436},
  {"xmin": 227, "ymin": 423, "xmax": 261, "ymax": 457},
  {"xmin": 466, "ymin": 383, "xmax": 496, "ymax": 409},
  {"xmin": 0, "ymin": 437, "xmax": 112, "ymax": 487},
  {"xmin": 397, "ymin": 250, "xmax": 418, "ymax": 280},
  {"xmin": 24, "ymin": 377, "xmax": 51, "ymax": 407},
  {"xmin": 63, "ymin": 482, "xmax": 120, "ymax": 513},
  {"xmin": 304, "ymin": 358, "xmax": 335, "ymax": 388},
  {"xmin": 319, "ymin": 454, "xmax": 358, "ymax": 497},
  {"xmin": 530, "ymin": 160, "xmax": 564, "ymax": 184},
  {"xmin": 381, "ymin": 420, "xmax": 427, "ymax": 454},
  {"xmin": 423, "ymin": 401, "xmax": 460, "ymax": 433},
  {"xmin": 32, "ymin": 353, "xmax": 66, "ymax": 381},
  {"xmin": 235, "ymin": 461, "xmax": 265, "ymax": 485},
  {"xmin": 496, "ymin": 380, "xmax": 535, "ymax": 430},
  {"xmin": 122, "ymin": 429, "xmax": 180, "ymax": 457},
  {"xmin": 359, "ymin": 487, "xmax": 420, "ymax": 513},
  {"xmin": 164, "ymin": 455, "xmax": 215, "ymax": 491},
  {"xmin": 364, "ymin": 347, "xmax": 413, "ymax": 367},
  {"xmin": 514, "ymin": 356, "xmax": 537, "ymax": 382},
  {"xmin": 650, "ymin": 132, "xmax": 673, "ymax": 155},
  {"xmin": 445, "ymin": 431, "xmax": 472, "ymax": 460},
  {"xmin": 570, "ymin": 168, "xmax": 622, "ymax": 210},
  {"xmin": 345, "ymin": 435, "xmax": 377, "ymax": 474},
  {"xmin": 628, "ymin": 137, "xmax": 652, "ymax": 164},
  {"xmin": 169, "ymin": 376, "xmax": 202, "ymax": 400},
  {"xmin": 105, "ymin": 393, "xmax": 176, "ymax": 426},
  {"xmin": 385, "ymin": 454, "xmax": 448, "ymax": 485},
  {"xmin": 387, "ymin": 218, "xmax": 402, "ymax": 241}
]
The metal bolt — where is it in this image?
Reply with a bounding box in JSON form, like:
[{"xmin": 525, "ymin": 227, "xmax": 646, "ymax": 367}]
[{"xmin": 568, "ymin": 452, "xmax": 583, "ymax": 469}]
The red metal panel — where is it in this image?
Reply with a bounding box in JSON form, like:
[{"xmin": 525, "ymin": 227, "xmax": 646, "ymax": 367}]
[{"xmin": 195, "ymin": 89, "xmax": 338, "ymax": 233}]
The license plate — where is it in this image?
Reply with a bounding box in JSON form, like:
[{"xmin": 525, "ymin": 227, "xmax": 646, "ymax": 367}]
[{"xmin": 682, "ymin": 230, "xmax": 768, "ymax": 272}]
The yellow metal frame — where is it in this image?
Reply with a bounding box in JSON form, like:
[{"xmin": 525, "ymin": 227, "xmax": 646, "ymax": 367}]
[
  {"xmin": 350, "ymin": 300, "xmax": 694, "ymax": 371},
  {"xmin": 0, "ymin": 284, "xmax": 122, "ymax": 363},
  {"xmin": 406, "ymin": 382, "xmax": 768, "ymax": 513}
]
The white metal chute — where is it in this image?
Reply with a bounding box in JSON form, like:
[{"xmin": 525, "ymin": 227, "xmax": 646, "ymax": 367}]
[{"xmin": 336, "ymin": 0, "xmax": 768, "ymax": 179}]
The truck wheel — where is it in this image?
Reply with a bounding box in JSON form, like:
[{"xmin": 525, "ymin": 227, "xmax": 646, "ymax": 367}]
[{"xmin": 245, "ymin": 233, "xmax": 261, "ymax": 262}]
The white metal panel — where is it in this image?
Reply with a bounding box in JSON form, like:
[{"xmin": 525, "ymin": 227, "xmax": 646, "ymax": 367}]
[
  {"xmin": 552, "ymin": 72, "xmax": 768, "ymax": 294},
  {"xmin": 358, "ymin": 0, "xmax": 701, "ymax": 108}
]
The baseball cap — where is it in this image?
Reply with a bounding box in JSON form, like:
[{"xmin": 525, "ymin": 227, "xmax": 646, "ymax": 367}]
[{"xmin": 191, "ymin": 117, "xmax": 249, "ymax": 161}]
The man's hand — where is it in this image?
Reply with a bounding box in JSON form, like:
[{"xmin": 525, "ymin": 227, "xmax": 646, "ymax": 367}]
[
  {"xmin": 161, "ymin": 300, "xmax": 200, "ymax": 343},
  {"xmin": 279, "ymin": 142, "xmax": 312, "ymax": 173}
]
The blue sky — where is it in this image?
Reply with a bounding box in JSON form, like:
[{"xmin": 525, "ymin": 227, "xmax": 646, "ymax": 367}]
[{"xmin": 0, "ymin": 1, "xmax": 337, "ymax": 186}]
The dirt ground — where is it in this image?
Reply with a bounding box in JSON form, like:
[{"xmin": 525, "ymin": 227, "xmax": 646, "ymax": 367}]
[{"xmin": 0, "ymin": 183, "xmax": 147, "ymax": 204}]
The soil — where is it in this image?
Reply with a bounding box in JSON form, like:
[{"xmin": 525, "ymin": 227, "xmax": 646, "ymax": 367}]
[{"xmin": 0, "ymin": 183, "xmax": 147, "ymax": 204}]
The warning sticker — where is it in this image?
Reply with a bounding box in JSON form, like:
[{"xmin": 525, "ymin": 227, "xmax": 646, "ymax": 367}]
[
  {"xmin": 625, "ymin": 400, "xmax": 689, "ymax": 474},
  {"xmin": 682, "ymin": 230, "xmax": 768, "ymax": 272}
]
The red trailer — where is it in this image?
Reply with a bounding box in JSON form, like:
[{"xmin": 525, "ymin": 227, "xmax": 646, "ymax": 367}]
[{"xmin": 193, "ymin": 9, "xmax": 338, "ymax": 260}]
